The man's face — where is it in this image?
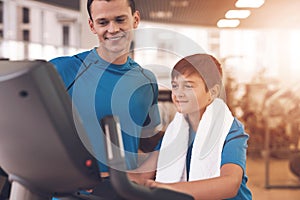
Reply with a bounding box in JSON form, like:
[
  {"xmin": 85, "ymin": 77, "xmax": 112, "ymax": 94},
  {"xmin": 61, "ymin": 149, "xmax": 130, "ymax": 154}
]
[{"xmin": 88, "ymin": 0, "xmax": 140, "ymax": 57}]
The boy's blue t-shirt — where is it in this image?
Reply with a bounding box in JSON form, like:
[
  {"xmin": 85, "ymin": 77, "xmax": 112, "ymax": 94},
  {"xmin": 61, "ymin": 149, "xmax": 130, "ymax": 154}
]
[
  {"xmin": 50, "ymin": 48, "xmax": 161, "ymax": 172},
  {"xmin": 186, "ymin": 118, "xmax": 252, "ymax": 200},
  {"xmin": 221, "ymin": 118, "xmax": 252, "ymax": 200}
]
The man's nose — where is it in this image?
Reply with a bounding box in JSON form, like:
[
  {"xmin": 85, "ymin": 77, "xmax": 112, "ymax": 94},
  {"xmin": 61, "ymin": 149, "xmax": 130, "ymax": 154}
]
[{"xmin": 108, "ymin": 21, "xmax": 120, "ymax": 33}]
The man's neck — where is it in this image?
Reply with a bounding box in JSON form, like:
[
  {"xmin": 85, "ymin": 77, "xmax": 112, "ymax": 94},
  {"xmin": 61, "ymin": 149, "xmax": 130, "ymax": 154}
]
[{"xmin": 96, "ymin": 48, "xmax": 128, "ymax": 65}]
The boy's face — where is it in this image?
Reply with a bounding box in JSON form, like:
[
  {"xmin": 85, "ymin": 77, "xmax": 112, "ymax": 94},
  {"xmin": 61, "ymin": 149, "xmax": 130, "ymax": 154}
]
[
  {"xmin": 171, "ymin": 73, "xmax": 212, "ymax": 115},
  {"xmin": 88, "ymin": 0, "xmax": 140, "ymax": 56}
]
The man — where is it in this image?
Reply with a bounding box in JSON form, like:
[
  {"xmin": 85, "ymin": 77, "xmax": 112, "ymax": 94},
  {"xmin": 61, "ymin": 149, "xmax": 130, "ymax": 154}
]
[{"xmin": 50, "ymin": 0, "xmax": 161, "ymax": 198}]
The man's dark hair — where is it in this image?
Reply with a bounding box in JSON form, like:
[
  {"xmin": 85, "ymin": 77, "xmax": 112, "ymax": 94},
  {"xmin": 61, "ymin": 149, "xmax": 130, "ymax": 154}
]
[{"xmin": 87, "ymin": 0, "xmax": 136, "ymax": 21}]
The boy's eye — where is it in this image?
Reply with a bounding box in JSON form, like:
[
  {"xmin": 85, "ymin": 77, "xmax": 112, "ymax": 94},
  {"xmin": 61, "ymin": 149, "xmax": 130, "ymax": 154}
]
[
  {"xmin": 185, "ymin": 84, "xmax": 193, "ymax": 88},
  {"xmin": 171, "ymin": 84, "xmax": 178, "ymax": 89}
]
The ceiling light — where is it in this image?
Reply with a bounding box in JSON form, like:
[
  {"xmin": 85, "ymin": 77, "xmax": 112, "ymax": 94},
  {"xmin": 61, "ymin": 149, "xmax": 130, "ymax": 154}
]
[
  {"xmin": 217, "ymin": 19, "xmax": 240, "ymax": 28},
  {"xmin": 225, "ymin": 10, "xmax": 251, "ymax": 19},
  {"xmin": 149, "ymin": 11, "xmax": 173, "ymax": 19},
  {"xmin": 235, "ymin": 0, "xmax": 265, "ymax": 8},
  {"xmin": 170, "ymin": 0, "xmax": 189, "ymax": 7}
]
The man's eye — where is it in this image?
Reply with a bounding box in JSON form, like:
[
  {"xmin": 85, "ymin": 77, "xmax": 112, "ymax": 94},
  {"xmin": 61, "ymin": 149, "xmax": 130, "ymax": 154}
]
[
  {"xmin": 116, "ymin": 17, "xmax": 126, "ymax": 23},
  {"xmin": 185, "ymin": 84, "xmax": 193, "ymax": 88},
  {"xmin": 98, "ymin": 20, "xmax": 109, "ymax": 26}
]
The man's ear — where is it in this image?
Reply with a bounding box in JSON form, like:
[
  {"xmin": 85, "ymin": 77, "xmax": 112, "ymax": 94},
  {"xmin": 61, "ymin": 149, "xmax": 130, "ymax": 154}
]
[
  {"xmin": 88, "ymin": 19, "xmax": 97, "ymax": 34},
  {"xmin": 133, "ymin": 11, "xmax": 140, "ymax": 28},
  {"xmin": 209, "ymin": 84, "xmax": 220, "ymax": 99}
]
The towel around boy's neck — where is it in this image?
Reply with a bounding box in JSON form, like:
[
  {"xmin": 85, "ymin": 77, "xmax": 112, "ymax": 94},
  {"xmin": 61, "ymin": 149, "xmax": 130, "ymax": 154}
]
[{"xmin": 155, "ymin": 98, "xmax": 234, "ymax": 183}]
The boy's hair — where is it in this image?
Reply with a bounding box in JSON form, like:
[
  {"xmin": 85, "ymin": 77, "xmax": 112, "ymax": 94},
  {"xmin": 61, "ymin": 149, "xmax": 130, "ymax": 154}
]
[
  {"xmin": 87, "ymin": 0, "xmax": 136, "ymax": 21},
  {"xmin": 171, "ymin": 54, "xmax": 223, "ymax": 92}
]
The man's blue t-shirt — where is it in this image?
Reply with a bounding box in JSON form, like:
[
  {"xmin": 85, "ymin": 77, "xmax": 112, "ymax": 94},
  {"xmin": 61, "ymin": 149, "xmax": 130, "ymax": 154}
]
[{"xmin": 50, "ymin": 48, "xmax": 161, "ymax": 172}]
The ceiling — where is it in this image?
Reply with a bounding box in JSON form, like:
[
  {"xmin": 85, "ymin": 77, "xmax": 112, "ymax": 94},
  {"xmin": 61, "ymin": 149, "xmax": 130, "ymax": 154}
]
[{"xmin": 135, "ymin": 0, "xmax": 300, "ymax": 29}]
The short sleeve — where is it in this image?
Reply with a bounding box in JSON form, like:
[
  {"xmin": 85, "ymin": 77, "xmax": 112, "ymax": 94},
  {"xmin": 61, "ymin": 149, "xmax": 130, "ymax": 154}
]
[{"xmin": 221, "ymin": 118, "xmax": 249, "ymax": 171}]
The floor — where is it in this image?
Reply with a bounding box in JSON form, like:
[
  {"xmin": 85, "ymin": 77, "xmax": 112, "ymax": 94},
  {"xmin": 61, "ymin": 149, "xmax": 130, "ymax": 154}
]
[{"xmin": 246, "ymin": 156, "xmax": 300, "ymax": 199}]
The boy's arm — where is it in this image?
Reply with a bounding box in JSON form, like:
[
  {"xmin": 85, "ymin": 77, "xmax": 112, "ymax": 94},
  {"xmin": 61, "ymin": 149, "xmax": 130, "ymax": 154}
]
[
  {"xmin": 145, "ymin": 163, "xmax": 243, "ymax": 200},
  {"xmin": 127, "ymin": 151, "xmax": 159, "ymax": 184}
]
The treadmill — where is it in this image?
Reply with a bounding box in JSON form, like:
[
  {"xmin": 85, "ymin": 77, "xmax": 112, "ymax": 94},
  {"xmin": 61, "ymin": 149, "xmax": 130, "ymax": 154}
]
[{"xmin": 0, "ymin": 60, "xmax": 194, "ymax": 200}]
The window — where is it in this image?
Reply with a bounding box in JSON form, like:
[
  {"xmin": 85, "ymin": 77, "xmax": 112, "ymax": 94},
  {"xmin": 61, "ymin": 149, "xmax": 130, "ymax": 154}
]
[
  {"xmin": 22, "ymin": 7, "xmax": 30, "ymax": 24},
  {"xmin": 33, "ymin": 0, "xmax": 80, "ymax": 11},
  {"xmin": 62, "ymin": 25, "xmax": 69, "ymax": 46},
  {"xmin": 23, "ymin": 30, "xmax": 30, "ymax": 42},
  {"xmin": 0, "ymin": 1, "xmax": 3, "ymax": 24}
]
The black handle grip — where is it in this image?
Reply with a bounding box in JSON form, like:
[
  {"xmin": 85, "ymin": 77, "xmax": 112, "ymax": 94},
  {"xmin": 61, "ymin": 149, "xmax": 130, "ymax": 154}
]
[{"xmin": 101, "ymin": 115, "xmax": 194, "ymax": 200}]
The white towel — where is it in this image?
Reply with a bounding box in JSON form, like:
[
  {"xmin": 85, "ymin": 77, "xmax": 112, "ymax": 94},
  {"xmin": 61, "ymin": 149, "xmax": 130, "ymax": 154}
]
[{"xmin": 155, "ymin": 98, "xmax": 234, "ymax": 182}]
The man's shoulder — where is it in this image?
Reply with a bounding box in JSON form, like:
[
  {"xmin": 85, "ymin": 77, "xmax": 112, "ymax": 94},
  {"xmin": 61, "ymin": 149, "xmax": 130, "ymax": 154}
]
[
  {"xmin": 128, "ymin": 58, "xmax": 157, "ymax": 81},
  {"xmin": 49, "ymin": 50, "xmax": 91, "ymax": 69}
]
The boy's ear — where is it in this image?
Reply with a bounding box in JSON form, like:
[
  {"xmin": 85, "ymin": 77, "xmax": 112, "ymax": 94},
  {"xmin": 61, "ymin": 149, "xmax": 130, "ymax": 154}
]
[{"xmin": 209, "ymin": 84, "xmax": 220, "ymax": 99}]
